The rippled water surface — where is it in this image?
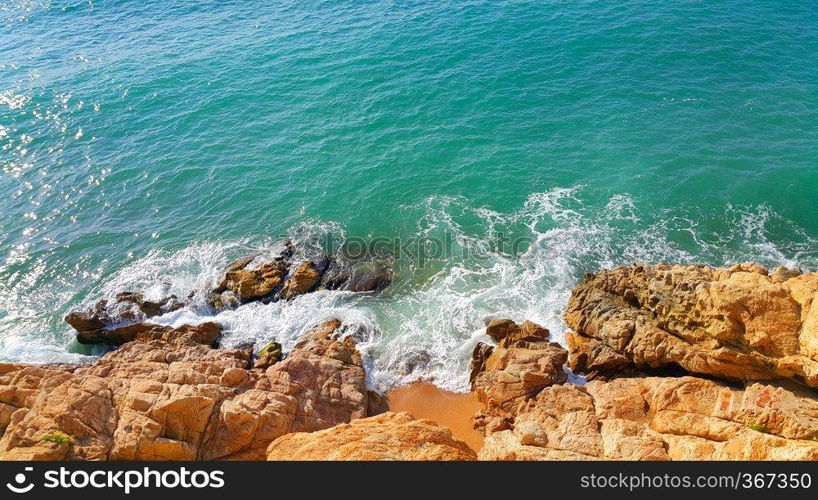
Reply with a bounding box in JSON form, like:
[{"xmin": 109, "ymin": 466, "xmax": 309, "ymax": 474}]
[{"xmin": 1, "ymin": 1, "xmax": 817, "ymax": 390}]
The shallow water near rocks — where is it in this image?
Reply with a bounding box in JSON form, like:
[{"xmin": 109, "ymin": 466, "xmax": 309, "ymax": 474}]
[{"xmin": 1, "ymin": 1, "xmax": 817, "ymax": 392}]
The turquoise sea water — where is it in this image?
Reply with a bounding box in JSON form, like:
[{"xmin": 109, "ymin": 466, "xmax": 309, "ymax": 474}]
[{"xmin": 1, "ymin": 1, "xmax": 817, "ymax": 390}]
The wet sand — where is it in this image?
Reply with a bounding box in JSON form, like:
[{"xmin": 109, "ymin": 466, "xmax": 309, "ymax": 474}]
[{"xmin": 386, "ymin": 382, "xmax": 484, "ymax": 452}]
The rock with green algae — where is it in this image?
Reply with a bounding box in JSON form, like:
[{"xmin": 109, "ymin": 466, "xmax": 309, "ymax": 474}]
[{"xmin": 254, "ymin": 341, "xmax": 283, "ymax": 369}]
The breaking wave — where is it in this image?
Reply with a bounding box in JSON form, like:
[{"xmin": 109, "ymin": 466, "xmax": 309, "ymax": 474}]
[{"xmin": 2, "ymin": 186, "xmax": 816, "ymax": 392}]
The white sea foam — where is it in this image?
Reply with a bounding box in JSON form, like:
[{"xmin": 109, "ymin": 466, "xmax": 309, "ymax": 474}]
[
  {"xmin": 0, "ymin": 333, "xmax": 99, "ymax": 364},
  {"xmin": 2, "ymin": 187, "xmax": 816, "ymax": 392}
]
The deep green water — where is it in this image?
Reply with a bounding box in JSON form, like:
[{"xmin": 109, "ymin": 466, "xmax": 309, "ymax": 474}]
[{"xmin": 1, "ymin": 1, "xmax": 817, "ymax": 390}]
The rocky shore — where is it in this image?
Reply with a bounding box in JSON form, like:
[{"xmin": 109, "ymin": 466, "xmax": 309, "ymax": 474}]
[{"xmin": 2, "ymin": 260, "xmax": 817, "ymax": 460}]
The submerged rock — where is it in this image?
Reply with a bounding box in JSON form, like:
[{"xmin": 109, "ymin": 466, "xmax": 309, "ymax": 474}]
[
  {"xmin": 266, "ymin": 412, "xmax": 476, "ymax": 461},
  {"xmin": 206, "ymin": 291, "xmax": 240, "ymax": 312},
  {"xmin": 397, "ymin": 350, "xmax": 432, "ymax": 376},
  {"xmin": 319, "ymin": 254, "xmax": 393, "ymax": 293},
  {"xmin": 564, "ymin": 263, "xmax": 818, "ymax": 387}
]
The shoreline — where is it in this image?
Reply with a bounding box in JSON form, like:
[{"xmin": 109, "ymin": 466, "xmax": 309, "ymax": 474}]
[{"xmin": 1, "ymin": 261, "xmax": 817, "ymax": 461}]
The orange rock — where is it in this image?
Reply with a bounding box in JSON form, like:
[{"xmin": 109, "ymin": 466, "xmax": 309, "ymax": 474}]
[
  {"xmin": 470, "ymin": 319, "xmax": 567, "ymax": 433},
  {"xmin": 266, "ymin": 412, "xmax": 476, "ymax": 461},
  {"xmin": 485, "ymin": 318, "xmax": 518, "ymax": 342},
  {"xmin": 565, "ymin": 332, "xmax": 631, "ymax": 380},
  {"xmin": 565, "ymin": 263, "xmax": 818, "ymax": 386},
  {"xmin": 279, "ymin": 261, "xmax": 321, "ymax": 299},
  {"xmin": 218, "ymin": 261, "xmax": 287, "ymax": 302},
  {"xmin": 478, "ymin": 376, "xmax": 818, "ymax": 461},
  {"xmin": 0, "ymin": 320, "xmax": 369, "ymax": 461}
]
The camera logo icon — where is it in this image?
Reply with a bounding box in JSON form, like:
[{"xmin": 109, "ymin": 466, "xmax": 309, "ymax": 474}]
[{"xmin": 6, "ymin": 467, "xmax": 34, "ymax": 494}]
